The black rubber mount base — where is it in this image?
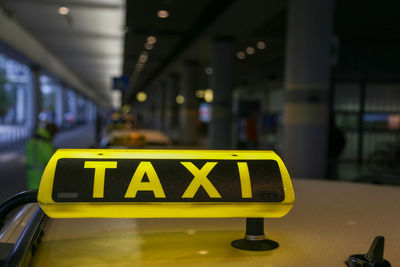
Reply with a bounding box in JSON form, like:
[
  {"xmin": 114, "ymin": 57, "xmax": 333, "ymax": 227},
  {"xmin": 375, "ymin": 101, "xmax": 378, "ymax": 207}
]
[
  {"xmin": 345, "ymin": 236, "xmax": 391, "ymax": 267},
  {"xmin": 231, "ymin": 238, "xmax": 279, "ymax": 251},
  {"xmin": 345, "ymin": 254, "xmax": 391, "ymax": 267}
]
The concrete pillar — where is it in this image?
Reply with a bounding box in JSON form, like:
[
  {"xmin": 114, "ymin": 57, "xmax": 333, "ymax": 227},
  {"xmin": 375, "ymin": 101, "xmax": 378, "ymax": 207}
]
[
  {"xmin": 209, "ymin": 37, "xmax": 235, "ymax": 149},
  {"xmin": 91, "ymin": 101, "xmax": 96, "ymax": 122},
  {"xmin": 92, "ymin": 104, "xmax": 97, "ymax": 123},
  {"xmin": 84, "ymin": 98, "xmax": 90, "ymax": 122},
  {"xmin": 134, "ymin": 100, "xmax": 144, "ymax": 127},
  {"xmin": 69, "ymin": 90, "xmax": 78, "ymax": 126},
  {"xmin": 26, "ymin": 67, "xmax": 41, "ymax": 135},
  {"xmin": 140, "ymin": 92, "xmax": 147, "ymax": 127},
  {"xmin": 283, "ymin": 0, "xmax": 334, "ymax": 179},
  {"xmin": 148, "ymin": 87, "xmax": 157, "ymax": 129},
  {"xmin": 16, "ymin": 85, "xmax": 25, "ymax": 124},
  {"xmin": 165, "ymin": 73, "xmax": 180, "ymax": 140},
  {"xmin": 153, "ymin": 82, "xmax": 165, "ymax": 130},
  {"xmin": 159, "ymin": 81, "xmax": 166, "ymax": 131},
  {"xmin": 84, "ymin": 97, "xmax": 94, "ymax": 123},
  {"xmin": 142, "ymin": 95, "xmax": 150, "ymax": 128},
  {"xmin": 55, "ymin": 84, "xmax": 64, "ymax": 128},
  {"xmin": 181, "ymin": 61, "xmax": 199, "ymax": 145}
]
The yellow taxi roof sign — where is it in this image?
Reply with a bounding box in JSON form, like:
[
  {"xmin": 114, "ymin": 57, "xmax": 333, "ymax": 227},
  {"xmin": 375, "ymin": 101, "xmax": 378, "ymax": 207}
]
[{"xmin": 38, "ymin": 149, "xmax": 295, "ymax": 218}]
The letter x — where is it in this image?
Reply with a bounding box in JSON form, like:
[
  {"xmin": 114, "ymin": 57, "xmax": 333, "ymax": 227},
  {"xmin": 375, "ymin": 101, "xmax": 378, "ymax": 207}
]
[{"xmin": 181, "ymin": 162, "xmax": 221, "ymax": 198}]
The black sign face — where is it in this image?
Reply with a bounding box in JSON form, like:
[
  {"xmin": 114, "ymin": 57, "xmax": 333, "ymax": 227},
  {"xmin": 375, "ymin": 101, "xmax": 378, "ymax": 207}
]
[{"xmin": 52, "ymin": 159, "xmax": 284, "ymax": 203}]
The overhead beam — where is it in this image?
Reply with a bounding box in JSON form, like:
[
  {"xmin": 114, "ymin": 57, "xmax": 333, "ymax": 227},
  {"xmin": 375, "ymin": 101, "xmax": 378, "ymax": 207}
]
[
  {"xmin": 25, "ymin": 28, "xmax": 123, "ymax": 40},
  {"xmin": 2, "ymin": 0, "xmax": 123, "ymax": 10}
]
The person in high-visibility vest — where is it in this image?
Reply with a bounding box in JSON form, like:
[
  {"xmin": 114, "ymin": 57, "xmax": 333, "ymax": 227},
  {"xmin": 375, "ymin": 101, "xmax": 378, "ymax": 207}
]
[{"xmin": 25, "ymin": 123, "xmax": 58, "ymax": 190}]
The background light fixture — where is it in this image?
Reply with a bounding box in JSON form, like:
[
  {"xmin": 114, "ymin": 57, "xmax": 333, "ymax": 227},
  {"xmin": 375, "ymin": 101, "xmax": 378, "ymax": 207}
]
[
  {"xmin": 157, "ymin": 10, "xmax": 169, "ymax": 19},
  {"xmin": 176, "ymin": 94, "xmax": 185, "ymax": 104},
  {"xmin": 195, "ymin": 89, "xmax": 205, "ymax": 98},
  {"xmin": 58, "ymin": 6, "xmax": 70, "ymax": 15},
  {"xmin": 246, "ymin": 46, "xmax": 255, "ymax": 55},
  {"xmin": 257, "ymin": 41, "xmax": 266, "ymax": 50},
  {"xmin": 146, "ymin": 36, "xmax": 157, "ymax": 45},
  {"xmin": 204, "ymin": 66, "xmax": 213, "ymax": 76},
  {"xmin": 139, "ymin": 54, "xmax": 148, "ymax": 63},
  {"xmin": 135, "ymin": 63, "xmax": 144, "ymax": 72},
  {"xmin": 236, "ymin": 51, "xmax": 246, "ymax": 60},
  {"xmin": 204, "ymin": 89, "xmax": 213, "ymax": 103},
  {"xmin": 136, "ymin": 92, "xmax": 147, "ymax": 102},
  {"xmin": 139, "ymin": 51, "xmax": 149, "ymax": 63},
  {"xmin": 144, "ymin": 43, "xmax": 154, "ymax": 50}
]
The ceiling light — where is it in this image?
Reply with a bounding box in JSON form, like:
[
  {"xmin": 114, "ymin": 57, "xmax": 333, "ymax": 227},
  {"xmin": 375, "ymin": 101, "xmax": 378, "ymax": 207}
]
[
  {"xmin": 135, "ymin": 62, "xmax": 144, "ymax": 71},
  {"xmin": 144, "ymin": 43, "xmax": 154, "ymax": 50},
  {"xmin": 146, "ymin": 36, "xmax": 157, "ymax": 44},
  {"xmin": 246, "ymin": 46, "xmax": 255, "ymax": 55},
  {"xmin": 195, "ymin": 90, "xmax": 205, "ymax": 98},
  {"xmin": 157, "ymin": 10, "xmax": 169, "ymax": 19},
  {"xmin": 121, "ymin": 104, "xmax": 131, "ymax": 114},
  {"xmin": 58, "ymin": 6, "xmax": 70, "ymax": 15},
  {"xmin": 204, "ymin": 89, "xmax": 213, "ymax": 103},
  {"xmin": 257, "ymin": 41, "xmax": 266, "ymax": 50},
  {"xmin": 236, "ymin": 51, "xmax": 246, "ymax": 60},
  {"xmin": 204, "ymin": 66, "xmax": 213, "ymax": 76},
  {"xmin": 139, "ymin": 53, "xmax": 148, "ymax": 63},
  {"xmin": 176, "ymin": 94, "xmax": 185, "ymax": 104},
  {"xmin": 136, "ymin": 92, "xmax": 147, "ymax": 102}
]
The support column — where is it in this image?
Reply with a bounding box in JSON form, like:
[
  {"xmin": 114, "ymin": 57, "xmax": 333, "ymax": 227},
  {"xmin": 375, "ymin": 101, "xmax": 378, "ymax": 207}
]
[
  {"xmin": 165, "ymin": 73, "xmax": 180, "ymax": 141},
  {"xmin": 209, "ymin": 37, "xmax": 234, "ymax": 149},
  {"xmin": 154, "ymin": 82, "xmax": 165, "ymax": 130},
  {"xmin": 70, "ymin": 90, "xmax": 78, "ymax": 126},
  {"xmin": 283, "ymin": 0, "xmax": 334, "ymax": 179},
  {"xmin": 92, "ymin": 104, "xmax": 97, "ymax": 123},
  {"xmin": 181, "ymin": 61, "xmax": 199, "ymax": 145},
  {"xmin": 86, "ymin": 98, "xmax": 96, "ymax": 123},
  {"xmin": 26, "ymin": 67, "xmax": 41, "ymax": 135},
  {"xmin": 85, "ymin": 98, "xmax": 92, "ymax": 123},
  {"xmin": 142, "ymin": 92, "xmax": 151, "ymax": 128},
  {"xmin": 16, "ymin": 85, "xmax": 25, "ymax": 124},
  {"xmin": 55, "ymin": 84, "xmax": 64, "ymax": 128},
  {"xmin": 149, "ymin": 87, "xmax": 157, "ymax": 129},
  {"xmin": 160, "ymin": 81, "xmax": 166, "ymax": 131}
]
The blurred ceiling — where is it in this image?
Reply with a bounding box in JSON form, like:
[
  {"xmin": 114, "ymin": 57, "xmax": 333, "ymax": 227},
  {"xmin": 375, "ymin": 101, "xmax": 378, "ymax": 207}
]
[
  {"xmin": 123, "ymin": 0, "xmax": 400, "ymax": 104},
  {"xmin": 123, "ymin": 0, "xmax": 288, "ymax": 102},
  {"xmin": 1, "ymin": 0, "xmax": 400, "ymax": 108},
  {"xmin": 0, "ymin": 0, "xmax": 125, "ymax": 106},
  {"xmin": 0, "ymin": 0, "xmax": 289, "ymax": 106}
]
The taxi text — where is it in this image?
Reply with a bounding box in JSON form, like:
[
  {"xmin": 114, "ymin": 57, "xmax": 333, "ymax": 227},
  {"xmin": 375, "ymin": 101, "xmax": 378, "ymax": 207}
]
[{"xmin": 83, "ymin": 161, "xmax": 253, "ymax": 199}]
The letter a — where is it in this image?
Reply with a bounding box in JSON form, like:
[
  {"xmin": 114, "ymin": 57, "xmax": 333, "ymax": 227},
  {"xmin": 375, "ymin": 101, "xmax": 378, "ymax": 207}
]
[
  {"xmin": 181, "ymin": 162, "xmax": 221, "ymax": 198},
  {"xmin": 125, "ymin": 161, "xmax": 166, "ymax": 198}
]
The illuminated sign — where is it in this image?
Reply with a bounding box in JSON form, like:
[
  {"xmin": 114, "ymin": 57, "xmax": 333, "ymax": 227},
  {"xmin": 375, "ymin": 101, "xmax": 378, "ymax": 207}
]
[{"xmin": 38, "ymin": 149, "xmax": 295, "ymax": 218}]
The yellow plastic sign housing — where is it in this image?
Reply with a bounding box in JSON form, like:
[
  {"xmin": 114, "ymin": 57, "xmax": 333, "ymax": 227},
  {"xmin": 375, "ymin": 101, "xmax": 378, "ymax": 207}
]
[{"xmin": 38, "ymin": 149, "xmax": 295, "ymax": 218}]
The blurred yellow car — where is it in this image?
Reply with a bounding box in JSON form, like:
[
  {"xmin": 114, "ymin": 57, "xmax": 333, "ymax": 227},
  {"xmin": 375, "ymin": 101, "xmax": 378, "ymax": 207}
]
[{"xmin": 106, "ymin": 129, "xmax": 171, "ymax": 148}]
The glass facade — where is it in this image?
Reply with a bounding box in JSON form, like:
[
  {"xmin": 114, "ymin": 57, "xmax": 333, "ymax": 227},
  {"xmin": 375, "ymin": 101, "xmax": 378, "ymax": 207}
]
[
  {"xmin": 39, "ymin": 74, "xmax": 59, "ymax": 124},
  {"xmin": 76, "ymin": 94, "xmax": 87, "ymax": 124},
  {"xmin": 0, "ymin": 54, "xmax": 31, "ymax": 125},
  {"xmin": 0, "ymin": 50, "xmax": 99, "ymax": 151},
  {"xmin": 333, "ymin": 81, "xmax": 400, "ymax": 179},
  {"xmin": 65, "ymin": 88, "xmax": 77, "ymax": 128}
]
